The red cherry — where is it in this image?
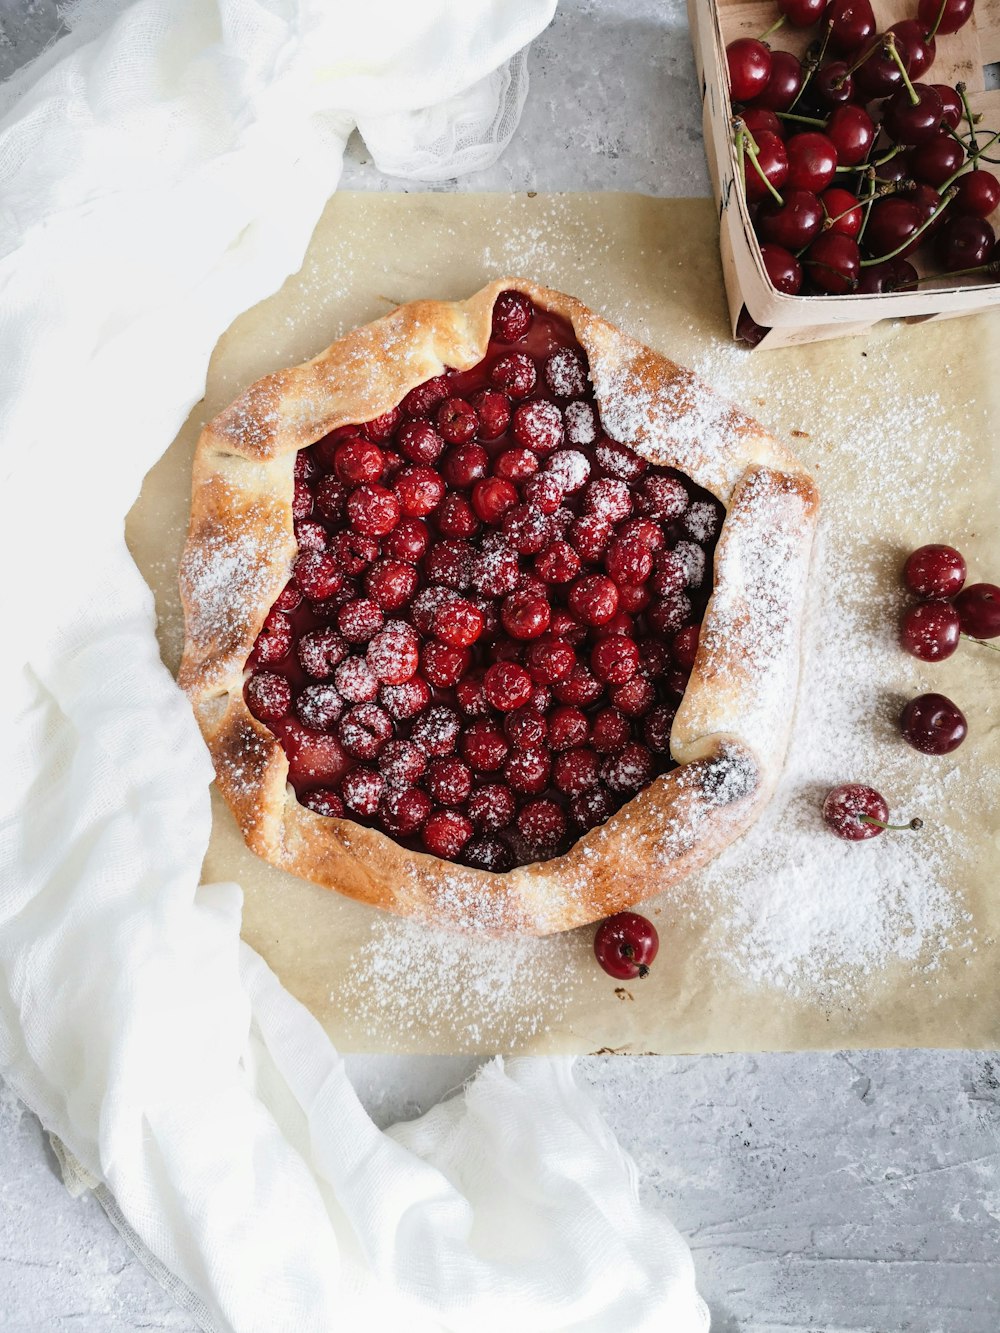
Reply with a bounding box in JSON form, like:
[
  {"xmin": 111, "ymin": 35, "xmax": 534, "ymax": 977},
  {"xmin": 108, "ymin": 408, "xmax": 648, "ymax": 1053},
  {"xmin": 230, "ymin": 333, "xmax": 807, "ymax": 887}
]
[
  {"xmin": 292, "ymin": 552, "xmax": 343, "ymax": 602},
  {"xmin": 422, "ymin": 810, "xmax": 474, "ymax": 860},
  {"xmin": 425, "ymin": 756, "xmax": 473, "ymax": 807},
  {"xmin": 470, "ymin": 389, "xmax": 511, "ymax": 439},
  {"xmin": 295, "ymin": 683, "xmax": 345, "ymax": 730},
  {"xmin": 821, "ymin": 187, "xmax": 863, "ymax": 238},
  {"xmin": 932, "ymin": 84, "xmax": 962, "ymax": 130},
  {"xmin": 340, "ymin": 766, "xmax": 385, "ymax": 817},
  {"xmin": 864, "ymin": 199, "xmax": 925, "ymax": 260},
  {"xmin": 822, "ymin": 783, "xmax": 920, "ymax": 840},
  {"xmin": 442, "ymin": 443, "xmax": 489, "ymax": 489},
  {"xmin": 380, "ymin": 740, "xmax": 427, "ymax": 788},
  {"xmin": 917, "ymin": 0, "xmax": 973, "ymax": 35},
  {"xmin": 888, "ymin": 20, "xmax": 936, "ymax": 78},
  {"xmin": 394, "ymin": 465, "xmax": 445, "ymax": 518},
  {"xmin": 937, "ymin": 217, "xmax": 996, "ymax": 272},
  {"xmin": 504, "ymin": 746, "xmax": 552, "ymax": 796},
  {"xmin": 903, "ymin": 544, "xmax": 967, "ymax": 599},
  {"xmin": 743, "ymin": 131, "xmax": 789, "ymax": 204},
  {"xmin": 492, "ymin": 290, "xmax": 534, "ymax": 342},
  {"xmin": 759, "ymin": 242, "xmax": 803, "ymax": 294},
  {"xmin": 741, "ymin": 108, "xmax": 784, "ymax": 139},
  {"xmin": 513, "ymin": 400, "xmax": 564, "ymax": 454},
  {"xmin": 883, "ymin": 84, "xmax": 945, "ymax": 147},
  {"xmin": 593, "ymin": 912, "xmax": 659, "ymax": 980},
  {"xmin": 411, "ymin": 705, "xmax": 461, "ymax": 757},
  {"xmin": 757, "ymin": 189, "xmax": 824, "ymax": 249},
  {"xmin": 347, "ymin": 484, "xmax": 400, "ymax": 537},
  {"xmin": 518, "ymin": 799, "xmax": 569, "ymax": 854},
  {"xmin": 824, "ymin": 0, "xmax": 876, "ymax": 56},
  {"xmin": 900, "ymin": 693, "xmax": 968, "ymax": 755},
  {"xmin": 433, "ymin": 597, "xmax": 485, "ymax": 647},
  {"xmin": 803, "ymin": 233, "xmax": 860, "ymax": 292},
  {"xmin": 900, "ymin": 601, "xmax": 961, "ymax": 660},
  {"xmin": 401, "ymin": 375, "xmax": 449, "ymax": 419},
  {"xmin": 246, "ymin": 671, "xmax": 292, "ymax": 723},
  {"xmin": 727, "ymin": 38, "xmax": 772, "ymax": 103},
  {"xmin": 908, "ymin": 132, "xmax": 964, "ymax": 187},
  {"xmin": 752, "ymin": 50, "xmax": 803, "ymax": 113},
  {"xmin": 955, "ymin": 583, "xmax": 1000, "ymax": 639},
  {"xmin": 339, "ymin": 703, "xmax": 393, "ymax": 760},
  {"xmin": 437, "ymin": 397, "xmax": 478, "ymax": 445},
  {"xmin": 421, "ymin": 640, "xmax": 471, "ymax": 688},
  {"xmin": 380, "ymin": 788, "xmax": 433, "ymax": 837},
  {"xmin": 856, "ymin": 258, "xmax": 918, "ymax": 293},
  {"xmin": 471, "ymin": 476, "xmax": 519, "ymax": 524},
  {"xmin": 396, "ymin": 419, "xmax": 445, "ymax": 465},
  {"xmin": 491, "ymin": 351, "xmax": 537, "ymax": 398},
  {"xmin": 786, "ymin": 133, "xmax": 838, "ymax": 194},
  {"xmin": 302, "ymin": 789, "xmax": 346, "ymax": 820},
  {"xmin": 361, "ymin": 407, "xmax": 401, "ymax": 442},
  {"xmin": 825, "ymin": 105, "xmax": 875, "ymax": 167},
  {"xmin": 813, "ymin": 61, "xmax": 854, "ymax": 107},
  {"xmin": 779, "ymin": 0, "xmax": 826, "ymax": 24},
  {"xmin": 469, "ymin": 783, "xmax": 517, "ymax": 832},
  {"xmin": 337, "ymin": 597, "xmax": 383, "ymax": 644},
  {"xmin": 502, "ymin": 589, "xmax": 552, "ymax": 640},
  {"xmin": 591, "ymin": 636, "xmax": 640, "ymax": 685},
  {"xmin": 568, "ymin": 574, "xmax": 620, "ymax": 626},
  {"xmin": 953, "ymin": 171, "xmax": 1000, "ymax": 219},
  {"xmin": 334, "ymin": 438, "xmax": 384, "ymax": 485},
  {"xmin": 334, "ymin": 656, "xmax": 379, "ymax": 704},
  {"xmin": 484, "ymin": 661, "xmax": 534, "ymax": 711},
  {"xmin": 853, "ymin": 39, "xmax": 907, "ymax": 100},
  {"xmin": 381, "ymin": 677, "xmax": 431, "ymax": 720}
]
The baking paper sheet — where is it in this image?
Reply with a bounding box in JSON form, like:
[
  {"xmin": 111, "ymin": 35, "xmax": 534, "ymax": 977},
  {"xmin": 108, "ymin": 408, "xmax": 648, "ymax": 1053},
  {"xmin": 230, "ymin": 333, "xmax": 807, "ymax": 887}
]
[{"xmin": 127, "ymin": 193, "xmax": 1000, "ymax": 1053}]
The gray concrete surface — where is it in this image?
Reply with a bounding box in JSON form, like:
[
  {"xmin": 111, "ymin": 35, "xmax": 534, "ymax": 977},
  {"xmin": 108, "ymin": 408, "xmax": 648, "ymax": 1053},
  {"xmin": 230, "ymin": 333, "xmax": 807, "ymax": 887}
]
[{"xmin": 1, "ymin": 2, "xmax": 998, "ymax": 1330}]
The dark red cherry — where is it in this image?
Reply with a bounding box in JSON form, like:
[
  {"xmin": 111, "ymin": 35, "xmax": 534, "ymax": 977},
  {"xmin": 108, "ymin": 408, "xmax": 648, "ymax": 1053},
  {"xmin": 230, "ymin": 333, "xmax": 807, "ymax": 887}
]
[
  {"xmin": 786, "ymin": 132, "xmax": 838, "ymax": 193},
  {"xmin": 743, "ymin": 131, "xmax": 790, "ymax": 202},
  {"xmin": 900, "ymin": 600, "xmax": 961, "ymax": 660},
  {"xmin": 864, "ymin": 199, "xmax": 926, "ymax": 260},
  {"xmin": 876, "ymin": 153, "xmax": 914, "ymax": 190},
  {"xmin": 901, "ymin": 693, "xmax": 968, "ymax": 756},
  {"xmin": 883, "ymin": 84, "xmax": 945, "ymax": 147},
  {"xmin": 953, "ymin": 171, "xmax": 1000, "ymax": 219},
  {"xmin": 937, "ymin": 217, "xmax": 996, "ymax": 271},
  {"xmin": 825, "ymin": 0, "xmax": 877, "ymax": 56},
  {"xmin": 814, "ymin": 61, "xmax": 855, "ymax": 107},
  {"xmin": 757, "ymin": 189, "xmax": 824, "ymax": 248},
  {"xmin": 736, "ymin": 306, "xmax": 771, "ymax": 345},
  {"xmin": 826, "ymin": 105, "xmax": 876, "ymax": 166},
  {"xmin": 742, "ymin": 108, "xmax": 784, "ymax": 139},
  {"xmin": 889, "ymin": 20, "xmax": 936, "ymax": 78},
  {"xmin": 903, "ymin": 544, "xmax": 967, "ymax": 599},
  {"xmin": 822, "ymin": 783, "xmax": 920, "ymax": 841},
  {"xmin": 902, "ymin": 184, "xmax": 946, "ymax": 232},
  {"xmin": 917, "ymin": 0, "xmax": 974, "ymax": 36},
  {"xmin": 856, "ymin": 258, "xmax": 918, "ymax": 293},
  {"xmin": 931, "ymin": 85, "xmax": 962, "ymax": 130},
  {"xmin": 908, "ymin": 132, "xmax": 964, "ymax": 187},
  {"xmin": 760, "ymin": 242, "xmax": 803, "ymax": 294},
  {"xmin": 853, "ymin": 38, "xmax": 908, "ymax": 101},
  {"xmin": 752, "ymin": 51, "xmax": 803, "ymax": 112},
  {"xmin": 821, "ymin": 186, "xmax": 863, "ymax": 238},
  {"xmin": 804, "ymin": 233, "xmax": 860, "ymax": 292},
  {"xmin": 593, "ymin": 912, "xmax": 659, "ymax": 979},
  {"xmin": 727, "ymin": 38, "xmax": 772, "ymax": 102},
  {"xmin": 955, "ymin": 583, "xmax": 1000, "ymax": 639},
  {"xmin": 779, "ymin": 0, "xmax": 826, "ymax": 24}
]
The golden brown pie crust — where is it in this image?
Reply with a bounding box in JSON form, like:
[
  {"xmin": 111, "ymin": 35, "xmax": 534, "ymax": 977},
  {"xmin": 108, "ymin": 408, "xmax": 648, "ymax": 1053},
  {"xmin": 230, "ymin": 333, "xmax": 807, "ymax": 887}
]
[{"xmin": 179, "ymin": 280, "xmax": 819, "ymax": 935}]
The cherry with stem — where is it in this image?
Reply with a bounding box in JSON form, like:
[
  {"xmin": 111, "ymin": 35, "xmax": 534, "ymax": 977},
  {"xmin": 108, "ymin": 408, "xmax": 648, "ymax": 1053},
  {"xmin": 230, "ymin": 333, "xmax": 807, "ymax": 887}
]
[{"xmin": 859, "ymin": 186, "xmax": 957, "ymax": 265}]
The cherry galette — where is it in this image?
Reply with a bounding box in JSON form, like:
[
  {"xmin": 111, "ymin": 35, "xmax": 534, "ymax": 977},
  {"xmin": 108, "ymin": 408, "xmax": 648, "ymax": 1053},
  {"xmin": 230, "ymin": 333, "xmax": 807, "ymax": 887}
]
[{"xmin": 180, "ymin": 282, "xmax": 818, "ymax": 934}]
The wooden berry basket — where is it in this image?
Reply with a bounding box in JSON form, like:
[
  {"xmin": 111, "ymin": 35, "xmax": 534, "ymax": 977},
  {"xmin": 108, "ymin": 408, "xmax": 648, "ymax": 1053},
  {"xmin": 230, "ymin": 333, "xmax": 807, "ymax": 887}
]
[{"xmin": 689, "ymin": 0, "xmax": 1000, "ymax": 347}]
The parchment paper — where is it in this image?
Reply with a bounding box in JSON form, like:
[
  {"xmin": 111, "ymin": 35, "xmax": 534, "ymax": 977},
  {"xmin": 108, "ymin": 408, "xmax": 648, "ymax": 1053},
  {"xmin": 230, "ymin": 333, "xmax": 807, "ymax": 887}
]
[{"xmin": 127, "ymin": 193, "xmax": 1000, "ymax": 1054}]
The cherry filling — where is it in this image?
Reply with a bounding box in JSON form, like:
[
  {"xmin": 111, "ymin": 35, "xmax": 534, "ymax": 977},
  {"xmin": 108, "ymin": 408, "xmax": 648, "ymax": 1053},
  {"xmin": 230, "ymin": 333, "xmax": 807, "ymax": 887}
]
[{"xmin": 244, "ymin": 292, "xmax": 724, "ymax": 872}]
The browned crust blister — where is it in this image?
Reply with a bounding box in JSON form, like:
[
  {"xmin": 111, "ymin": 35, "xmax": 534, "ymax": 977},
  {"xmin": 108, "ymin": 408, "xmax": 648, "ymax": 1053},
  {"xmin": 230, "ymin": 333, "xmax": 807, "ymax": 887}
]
[{"xmin": 179, "ymin": 280, "xmax": 819, "ymax": 936}]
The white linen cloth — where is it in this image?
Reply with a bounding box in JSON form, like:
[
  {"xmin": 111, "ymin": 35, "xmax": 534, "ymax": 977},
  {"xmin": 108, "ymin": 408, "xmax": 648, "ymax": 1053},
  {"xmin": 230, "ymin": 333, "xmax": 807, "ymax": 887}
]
[{"xmin": 0, "ymin": 2, "xmax": 710, "ymax": 1329}]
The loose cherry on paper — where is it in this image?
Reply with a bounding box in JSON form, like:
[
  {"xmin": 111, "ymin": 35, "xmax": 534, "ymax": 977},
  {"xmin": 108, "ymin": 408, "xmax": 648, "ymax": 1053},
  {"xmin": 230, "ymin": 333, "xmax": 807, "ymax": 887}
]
[
  {"xmin": 900, "ymin": 693, "xmax": 968, "ymax": 755},
  {"xmin": 594, "ymin": 911, "xmax": 659, "ymax": 979},
  {"xmin": 903, "ymin": 544, "xmax": 967, "ymax": 599},
  {"xmin": 822, "ymin": 784, "xmax": 923, "ymax": 841}
]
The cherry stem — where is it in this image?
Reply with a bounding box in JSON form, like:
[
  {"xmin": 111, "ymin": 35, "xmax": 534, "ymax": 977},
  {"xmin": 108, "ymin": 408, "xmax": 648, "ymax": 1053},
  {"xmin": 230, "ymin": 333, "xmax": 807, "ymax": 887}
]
[
  {"xmin": 858, "ymin": 186, "xmax": 957, "ymax": 265},
  {"xmin": 735, "ymin": 120, "xmax": 786, "ymax": 206},
  {"xmin": 926, "ymin": 0, "xmax": 948, "ymax": 41},
  {"xmin": 908, "ymin": 259, "xmax": 1000, "ymax": 284},
  {"xmin": 637, "ymin": 963, "xmax": 651, "ymax": 978},
  {"xmin": 883, "ymin": 32, "xmax": 919, "ymax": 106},
  {"xmin": 836, "ymin": 32, "xmax": 892, "ymax": 84},
  {"xmin": 776, "ymin": 110, "xmax": 827, "ymax": 127},
  {"xmin": 963, "ymin": 633, "xmax": 1000, "ymax": 652},
  {"xmin": 956, "ymin": 82, "xmax": 981, "ymax": 150},
  {"xmin": 758, "ymin": 15, "xmax": 784, "ymax": 40},
  {"xmin": 789, "ymin": 20, "xmax": 832, "ymax": 111},
  {"xmin": 859, "ymin": 815, "xmax": 924, "ymax": 831}
]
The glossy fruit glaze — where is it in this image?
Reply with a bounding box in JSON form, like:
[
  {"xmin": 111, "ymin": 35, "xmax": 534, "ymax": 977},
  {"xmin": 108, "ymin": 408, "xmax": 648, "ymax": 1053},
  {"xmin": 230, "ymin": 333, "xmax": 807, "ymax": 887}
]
[{"xmin": 243, "ymin": 292, "xmax": 725, "ymax": 871}]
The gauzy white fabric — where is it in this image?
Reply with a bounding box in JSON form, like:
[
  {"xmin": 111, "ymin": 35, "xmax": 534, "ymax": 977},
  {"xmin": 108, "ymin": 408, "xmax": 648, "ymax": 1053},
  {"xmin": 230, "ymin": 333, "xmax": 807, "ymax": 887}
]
[{"xmin": 0, "ymin": 2, "xmax": 710, "ymax": 1330}]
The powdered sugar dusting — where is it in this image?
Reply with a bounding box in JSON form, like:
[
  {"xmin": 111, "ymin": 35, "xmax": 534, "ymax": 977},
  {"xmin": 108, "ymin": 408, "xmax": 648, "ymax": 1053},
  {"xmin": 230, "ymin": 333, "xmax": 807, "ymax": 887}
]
[
  {"xmin": 332, "ymin": 915, "xmax": 584, "ymax": 1047},
  {"xmin": 677, "ymin": 337, "xmax": 988, "ymax": 1000}
]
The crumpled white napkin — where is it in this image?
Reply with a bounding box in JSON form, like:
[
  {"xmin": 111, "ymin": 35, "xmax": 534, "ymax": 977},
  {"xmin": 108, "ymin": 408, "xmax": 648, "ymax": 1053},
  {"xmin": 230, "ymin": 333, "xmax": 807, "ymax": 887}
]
[{"xmin": 0, "ymin": 2, "xmax": 710, "ymax": 1329}]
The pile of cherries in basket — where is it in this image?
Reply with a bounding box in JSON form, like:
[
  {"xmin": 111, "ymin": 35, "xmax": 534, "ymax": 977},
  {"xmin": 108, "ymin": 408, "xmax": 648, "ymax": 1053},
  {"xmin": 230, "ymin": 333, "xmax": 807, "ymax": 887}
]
[
  {"xmin": 726, "ymin": 0, "xmax": 999, "ymax": 341},
  {"xmin": 823, "ymin": 542, "xmax": 997, "ymax": 843}
]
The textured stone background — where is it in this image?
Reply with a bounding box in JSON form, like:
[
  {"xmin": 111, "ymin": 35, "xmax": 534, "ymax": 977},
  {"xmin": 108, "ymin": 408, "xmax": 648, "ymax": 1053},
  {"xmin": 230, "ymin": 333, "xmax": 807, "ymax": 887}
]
[{"xmin": 1, "ymin": 2, "xmax": 998, "ymax": 1330}]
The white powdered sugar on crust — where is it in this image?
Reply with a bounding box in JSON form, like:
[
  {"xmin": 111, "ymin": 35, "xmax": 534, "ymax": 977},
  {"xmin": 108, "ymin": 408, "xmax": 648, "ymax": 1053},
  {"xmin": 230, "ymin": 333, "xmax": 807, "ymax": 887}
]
[{"xmin": 331, "ymin": 913, "xmax": 584, "ymax": 1049}]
